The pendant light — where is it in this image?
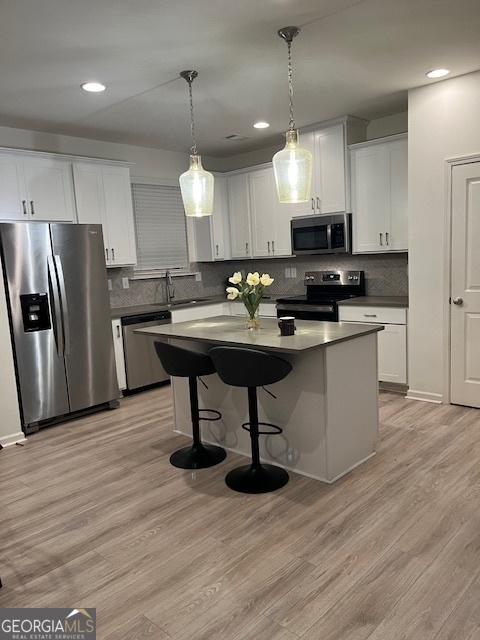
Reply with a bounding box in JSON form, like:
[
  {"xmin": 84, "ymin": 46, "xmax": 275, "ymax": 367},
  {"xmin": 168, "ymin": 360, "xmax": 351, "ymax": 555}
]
[
  {"xmin": 272, "ymin": 27, "xmax": 312, "ymax": 204},
  {"xmin": 179, "ymin": 70, "xmax": 214, "ymax": 217}
]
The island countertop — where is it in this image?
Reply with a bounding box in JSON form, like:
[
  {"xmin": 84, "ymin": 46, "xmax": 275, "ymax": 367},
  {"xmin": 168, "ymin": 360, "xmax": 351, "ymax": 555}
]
[{"xmin": 137, "ymin": 315, "xmax": 383, "ymax": 354}]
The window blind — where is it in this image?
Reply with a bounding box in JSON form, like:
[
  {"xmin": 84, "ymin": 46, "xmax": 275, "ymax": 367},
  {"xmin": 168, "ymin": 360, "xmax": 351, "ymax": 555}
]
[{"xmin": 132, "ymin": 183, "xmax": 188, "ymax": 272}]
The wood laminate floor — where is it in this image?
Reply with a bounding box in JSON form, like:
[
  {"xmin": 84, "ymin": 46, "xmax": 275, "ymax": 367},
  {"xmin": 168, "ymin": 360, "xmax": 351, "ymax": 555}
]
[{"xmin": 1, "ymin": 386, "xmax": 480, "ymax": 639}]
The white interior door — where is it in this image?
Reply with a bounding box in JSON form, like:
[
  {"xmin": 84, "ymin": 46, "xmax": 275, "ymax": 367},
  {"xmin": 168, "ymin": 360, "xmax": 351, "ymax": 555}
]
[{"xmin": 451, "ymin": 162, "xmax": 480, "ymax": 407}]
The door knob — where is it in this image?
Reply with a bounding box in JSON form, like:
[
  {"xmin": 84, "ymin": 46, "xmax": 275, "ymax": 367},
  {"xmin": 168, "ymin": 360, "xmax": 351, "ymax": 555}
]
[{"xmin": 452, "ymin": 297, "xmax": 464, "ymax": 306}]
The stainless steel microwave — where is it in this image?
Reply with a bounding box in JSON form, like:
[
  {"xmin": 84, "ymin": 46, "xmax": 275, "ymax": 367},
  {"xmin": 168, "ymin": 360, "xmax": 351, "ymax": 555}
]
[{"xmin": 291, "ymin": 213, "xmax": 351, "ymax": 255}]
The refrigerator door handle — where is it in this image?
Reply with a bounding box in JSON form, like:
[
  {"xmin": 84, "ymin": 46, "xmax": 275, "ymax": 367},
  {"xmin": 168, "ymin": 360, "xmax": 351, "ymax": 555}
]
[
  {"xmin": 47, "ymin": 255, "xmax": 64, "ymax": 356},
  {"xmin": 54, "ymin": 255, "xmax": 71, "ymax": 356}
]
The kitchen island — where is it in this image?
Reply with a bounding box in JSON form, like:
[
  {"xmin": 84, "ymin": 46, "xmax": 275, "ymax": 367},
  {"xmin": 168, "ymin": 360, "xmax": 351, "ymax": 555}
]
[{"xmin": 138, "ymin": 316, "xmax": 383, "ymax": 483}]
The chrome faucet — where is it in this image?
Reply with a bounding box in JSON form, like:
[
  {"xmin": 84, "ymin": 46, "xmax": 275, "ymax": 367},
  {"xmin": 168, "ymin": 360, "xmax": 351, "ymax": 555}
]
[{"xmin": 165, "ymin": 269, "xmax": 175, "ymax": 304}]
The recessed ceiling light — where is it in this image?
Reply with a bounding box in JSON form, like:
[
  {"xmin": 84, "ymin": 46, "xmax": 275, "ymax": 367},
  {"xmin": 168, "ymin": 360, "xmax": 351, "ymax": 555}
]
[
  {"xmin": 426, "ymin": 69, "xmax": 450, "ymax": 79},
  {"xmin": 253, "ymin": 121, "xmax": 270, "ymax": 129},
  {"xmin": 81, "ymin": 82, "xmax": 106, "ymax": 93}
]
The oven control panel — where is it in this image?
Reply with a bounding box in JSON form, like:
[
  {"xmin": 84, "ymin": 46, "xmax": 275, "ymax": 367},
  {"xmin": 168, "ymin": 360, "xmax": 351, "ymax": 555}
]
[{"xmin": 304, "ymin": 270, "xmax": 363, "ymax": 286}]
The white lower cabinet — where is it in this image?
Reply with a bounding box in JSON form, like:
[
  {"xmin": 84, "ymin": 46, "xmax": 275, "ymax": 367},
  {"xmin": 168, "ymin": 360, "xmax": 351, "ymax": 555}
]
[
  {"xmin": 112, "ymin": 319, "xmax": 126, "ymax": 391},
  {"xmin": 170, "ymin": 302, "xmax": 229, "ymax": 324},
  {"xmin": 338, "ymin": 304, "xmax": 407, "ymax": 384}
]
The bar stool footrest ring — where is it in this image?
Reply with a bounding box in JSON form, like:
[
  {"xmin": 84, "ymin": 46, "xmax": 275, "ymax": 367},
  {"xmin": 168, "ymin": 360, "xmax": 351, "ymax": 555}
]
[
  {"xmin": 241, "ymin": 421, "xmax": 283, "ymax": 436},
  {"xmin": 199, "ymin": 409, "xmax": 222, "ymax": 422}
]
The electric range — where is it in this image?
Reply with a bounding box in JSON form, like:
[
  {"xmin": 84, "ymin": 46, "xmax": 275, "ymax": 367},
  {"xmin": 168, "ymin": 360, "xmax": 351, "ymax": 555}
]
[{"xmin": 276, "ymin": 270, "xmax": 365, "ymax": 321}]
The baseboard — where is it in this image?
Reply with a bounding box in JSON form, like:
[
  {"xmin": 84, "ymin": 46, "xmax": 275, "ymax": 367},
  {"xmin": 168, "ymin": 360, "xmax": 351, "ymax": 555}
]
[
  {"xmin": 406, "ymin": 389, "xmax": 443, "ymax": 404},
  {"xmin": 379, "ymin": 382, "xmax": 408, "ymax": 395},
  {"xmin": 0, "ymin": 431, "xmax": 26, "ymax": 448}
]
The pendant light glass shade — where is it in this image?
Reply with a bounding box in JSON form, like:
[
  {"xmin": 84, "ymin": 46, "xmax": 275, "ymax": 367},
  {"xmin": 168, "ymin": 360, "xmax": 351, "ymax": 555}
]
[
  {"xmin": 273, "ymin": 27, "xmax": 312, "ymax": 204},
  {"xmin": 178, "ymin": 70, "xmax": 213, "ymax": 217},
  {"xmin": 273, "ymin": 129, "xmax": 312, "ymax": 203},
  {"xmin": 179, "ymin": 154, "xmax": 214, "ymax": 217}
]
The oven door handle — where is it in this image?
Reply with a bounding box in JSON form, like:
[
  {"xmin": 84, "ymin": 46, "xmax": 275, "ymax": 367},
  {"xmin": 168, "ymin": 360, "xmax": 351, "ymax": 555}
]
[{"xmin": 277, "ymin": 303, "xmax": 335, "ymax": 313}]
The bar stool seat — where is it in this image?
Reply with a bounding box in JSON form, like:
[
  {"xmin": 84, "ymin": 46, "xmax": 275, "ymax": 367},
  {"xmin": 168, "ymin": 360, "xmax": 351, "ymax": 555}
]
[
  {"xmin": 210, "ymin": 346, "xmax": 292, "ymax": 494},
  {"xmin": 155, "ymin": 341, "xmax": 226, "ymax": 469}
]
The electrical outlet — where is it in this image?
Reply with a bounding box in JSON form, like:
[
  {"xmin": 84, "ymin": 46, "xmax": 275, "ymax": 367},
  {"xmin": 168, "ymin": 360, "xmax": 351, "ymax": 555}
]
[
  {"xmin": 290, "ymin": 267, "xmax": 297, "ymax": 278},
  {"xmin": 122, "ymin": 277, "xmax": 130, "ymax": 289},
  {"xmin": 285, "ymin": 267, "xmax": 290, "ymax": 278},
  {"xmin": 107, "ymin": 279, "xmax": 112, "ymax": 291},
  {"xmin": 195, "ymin": 272, "xmax": 202, "ymax": 282}
]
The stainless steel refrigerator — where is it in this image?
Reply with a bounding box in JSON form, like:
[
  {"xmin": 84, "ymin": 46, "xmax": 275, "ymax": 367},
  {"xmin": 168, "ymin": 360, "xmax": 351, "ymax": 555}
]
[{"xmin": 0, "ymin": 222, "xmax": 120, "ymax": 433}]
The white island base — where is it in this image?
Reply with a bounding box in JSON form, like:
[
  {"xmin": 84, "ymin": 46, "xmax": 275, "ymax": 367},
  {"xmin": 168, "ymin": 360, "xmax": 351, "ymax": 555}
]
[{"xmin": 170, "ymin": 332, "xmax": 379, "ymax": 484}]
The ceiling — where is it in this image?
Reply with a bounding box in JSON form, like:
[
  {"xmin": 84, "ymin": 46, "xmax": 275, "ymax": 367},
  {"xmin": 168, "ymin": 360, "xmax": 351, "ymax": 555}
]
[{"xmin": 1, "ymin": 0, "xmax": 479, "ymax": 156}]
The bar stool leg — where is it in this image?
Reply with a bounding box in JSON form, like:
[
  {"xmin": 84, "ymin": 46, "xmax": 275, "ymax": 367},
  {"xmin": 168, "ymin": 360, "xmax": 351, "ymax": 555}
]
[
  {"xmin": 169, "ymin": 376, "xmax": 227, "ymax": 470},
  {"xmin": 225, "ymin": 386, "xmax": 289, "ymax": 494}
]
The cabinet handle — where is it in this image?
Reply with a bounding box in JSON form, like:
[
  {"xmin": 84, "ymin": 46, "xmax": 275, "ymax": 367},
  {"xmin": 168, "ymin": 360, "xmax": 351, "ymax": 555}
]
[
  {"xmin": 245, "ymin": 242, "xmax": 249, "ymax": 255},
  {"xmin": 272, "ymin": 240, "xmax": 275, "ymax": 254},
  {"xmin": 215, "ymin": 244, "xmax": 219, "ymax": 256},
  {"xmin": 22, "ymin": 200, "xmax": 27, "ymax": 215},
  {"xmin": 385, "ymin": 232, "xmax": 389, "ymax": 246},
  {"xmin": 316, "ymin": 197, "xmax": 321, "ymax": 211},
  {"xmin": 112, "ymin": 248, "xmax": 115, "ymax": 261},
  {"xmin": 30, "ymin": 200, "xmax": 35, "ymax": 216},
  {"xmin": 116, "ymin": 325, "xmax": 120, "ymax": 338},
  {"xmin": 364, "ymin": 314, "xmax": 378, "ymax": 318},
  {"xmin": 311, "ymin": 198, "xmax": 315, "ymax": 211},
  {"xmin": 105, "ymin": 248, "xmax": 109, "ymax": 262},
  {"xmin": 379, "ymin": 232, "xmax": 383, "ymax": 246},
  {"xmin": 267, "ymin": 241, "xmax": 270, "ymax": 254}
]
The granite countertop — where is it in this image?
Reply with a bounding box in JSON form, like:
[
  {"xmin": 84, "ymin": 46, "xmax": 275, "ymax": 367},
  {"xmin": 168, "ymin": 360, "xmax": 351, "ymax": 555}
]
[
  {"xmin": 111, "ymin": 295, "xmax": 279, "ymax": 319},
  {"xmin": 337, "ymin": 296, "xmax": 408, "ymax": 308},
  {"xmin": 137, "ymin": 316, "xmax": 383, "ymax": 354}
]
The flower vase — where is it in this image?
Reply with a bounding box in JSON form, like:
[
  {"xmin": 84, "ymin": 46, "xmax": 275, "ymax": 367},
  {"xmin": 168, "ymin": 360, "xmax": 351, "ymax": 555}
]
[{"xmin": 246, "ymin": 308, "xmax": 261, "ymax": 330}]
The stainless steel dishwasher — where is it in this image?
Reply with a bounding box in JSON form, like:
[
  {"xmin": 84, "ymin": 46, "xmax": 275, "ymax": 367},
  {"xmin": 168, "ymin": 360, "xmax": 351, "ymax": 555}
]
[{"xmin": 121, "ymin": 310, "xmax": 171, "ymax": 391}]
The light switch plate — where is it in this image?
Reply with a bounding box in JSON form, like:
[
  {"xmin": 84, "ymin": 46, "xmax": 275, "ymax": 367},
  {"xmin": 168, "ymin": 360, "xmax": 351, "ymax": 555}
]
[
  {"xmin": 122, "ymin": 277, "xmax": 130, "ymax": 289},
  {"xmin": 195, "ymin": 272, "xmax": 202, "ymax": 282},
  {"xmin": 107, "ymin": 279, "xmax": 112, "ymax": 291}
]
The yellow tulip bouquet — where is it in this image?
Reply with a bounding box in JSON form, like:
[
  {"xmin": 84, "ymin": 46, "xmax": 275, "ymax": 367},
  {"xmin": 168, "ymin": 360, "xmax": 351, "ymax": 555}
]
[{"xmin": 226, "ymin": 271, "xmax": 274, "ymax": 329}]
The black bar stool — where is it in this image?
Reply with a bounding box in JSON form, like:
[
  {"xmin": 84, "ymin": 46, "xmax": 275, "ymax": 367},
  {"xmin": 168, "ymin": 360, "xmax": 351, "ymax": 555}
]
[
  {"xmin": 155, "ymin": 341, "xmax": 227, "ymax": 469},
  {"xmin": 210, "ymin": 346, "xmax": 292, "ymax": 494}
]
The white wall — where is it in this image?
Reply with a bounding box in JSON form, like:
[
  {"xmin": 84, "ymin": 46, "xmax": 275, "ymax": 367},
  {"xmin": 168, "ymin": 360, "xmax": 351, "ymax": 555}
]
[
  {"xmin": 408, "ymin": 71, "xmax": 480, "ymax": 402},
  {"xmin": 0, "ymin": 124, "xmax": 218, "ymax": 183},
  {"xmin": 0, "ymin": 273, "xmax": 23, "ymax": 445}
]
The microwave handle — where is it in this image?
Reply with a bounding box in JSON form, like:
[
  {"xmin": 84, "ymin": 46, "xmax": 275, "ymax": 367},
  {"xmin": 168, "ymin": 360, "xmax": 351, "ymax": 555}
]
[{"xmin": 327, "ymin": 223, "xmax": 332, "ymax": 250}]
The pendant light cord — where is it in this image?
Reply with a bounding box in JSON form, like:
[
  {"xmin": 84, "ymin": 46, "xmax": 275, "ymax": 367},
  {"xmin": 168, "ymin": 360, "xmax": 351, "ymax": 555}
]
[
  {"xmin": 187, "ymin": 76, "xmax": 198, "ymax": 155},
  {"xmin": 287, "ymin": 40, "xmax": 295, "ymax": 131}
]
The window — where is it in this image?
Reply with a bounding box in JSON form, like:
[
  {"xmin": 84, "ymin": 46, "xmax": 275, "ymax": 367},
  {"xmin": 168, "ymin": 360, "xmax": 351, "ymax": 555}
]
[{"xmin": 132, "ymin": 183, "xmax": 189, "ymax": 273}]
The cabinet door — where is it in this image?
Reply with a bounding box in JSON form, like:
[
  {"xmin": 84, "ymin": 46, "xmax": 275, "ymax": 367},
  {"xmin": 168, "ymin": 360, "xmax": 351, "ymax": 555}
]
[
  {"xmin": 351, "ymin": 145, "xmax": 389, "ymax": 252},
  {"xmin": 387, "ymin": 138, "xmax": 408, "ymax": 251},
  {"xmin": 249, "ymin": 169, "xmax": 275, "ymax": 258},
  {"xmin": 0, "ymin": 153, "xmax": 27, "ymax": 220},
  {"xmin": 290, "ymin": 130, "xmax": 317, "ymax": 218},
  {"xmin": 112, "ymin": 319, "xmax": 126, "ymax": 391},
  {"xmin": 378, "ymin": 323, "xmax": 407, "ymax": 384},
  {"xmin": 227, "ymin": 173, "xmax": 252, "ymax": 258},
  {"xmin": 315, "ymin": 124, "xmax": 346, "ymax": 214},
  {"xmin": 23, "ymin": 157, "xmax": 75, "ymax": 221},
  {"xmin": 211, "ymin": 175, "xmax": 230, "ymax": 260},
  {"xmin": 73, "ymin": 163, "xmax": 110, "ymax": 263},
  {"xmin": 102, "ymin": 166, "xmax": 137, "ymax": 266}
]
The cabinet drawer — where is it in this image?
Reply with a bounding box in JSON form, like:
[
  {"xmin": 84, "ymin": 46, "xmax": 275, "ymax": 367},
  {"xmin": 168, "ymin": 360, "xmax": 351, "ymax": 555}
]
[{"xmin": 339, "ymin": 305, "xmax": 406, "ymax": 325}]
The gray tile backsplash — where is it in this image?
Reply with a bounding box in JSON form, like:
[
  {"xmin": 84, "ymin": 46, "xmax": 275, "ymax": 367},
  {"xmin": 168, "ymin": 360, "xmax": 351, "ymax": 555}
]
[{"xmin": 109, "ymin": 253, "xmax": 408, "ymax": 308}]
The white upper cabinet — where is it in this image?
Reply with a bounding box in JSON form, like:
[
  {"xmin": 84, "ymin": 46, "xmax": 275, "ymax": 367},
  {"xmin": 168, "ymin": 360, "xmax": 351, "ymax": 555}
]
[
  {"xmin": 188, "ymin": 174, "xmax": 231, "ymax": 262},
  {"xmin": 0, "ymin": 152, "xmax": 75, "ymax": 222},
  {"xmin": 291, "ymin": 122, "xmax": 350, "ymax": 218},
  {"xmin": 227, "ymin": 172, "xmax": 252, "ymax": 259},
  {"xmin": 73, "ymin": 162, "xmax": 137, "ymax": 267},
  {"xmin": 249, "ymin": 167, "xmax": 292, "ymax": 258},
  {"xmin": 350, "ymin": 134, "xmax": 408, "ymax": 254}
]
